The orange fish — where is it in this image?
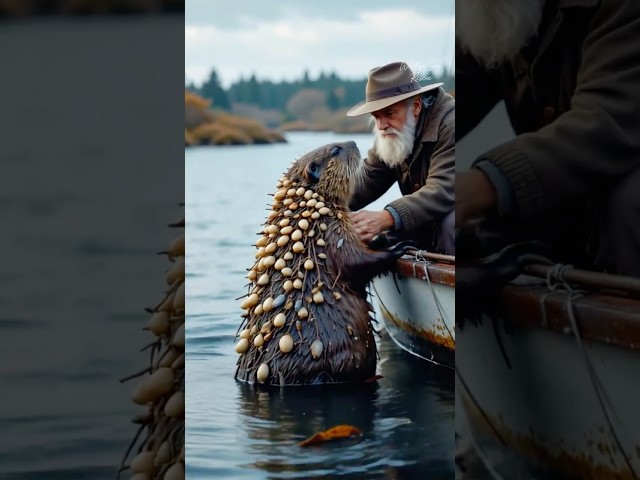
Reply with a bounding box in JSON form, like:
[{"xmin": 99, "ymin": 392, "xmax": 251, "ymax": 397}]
[{"xmin": 299, "ymin": 424, "xmax": 363, "ymax": 447}]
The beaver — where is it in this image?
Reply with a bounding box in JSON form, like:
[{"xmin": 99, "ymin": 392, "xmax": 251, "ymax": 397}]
[{"xmin": 234, "ymin": 141, "xmax": 413, "ymax": 386}]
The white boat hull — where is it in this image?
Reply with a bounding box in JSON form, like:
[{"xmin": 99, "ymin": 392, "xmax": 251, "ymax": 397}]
[
  {"xmin": 456, "ymin": 283, "xmax": 640, "ymax": 479},
  {"xmin": 372, "ymin": 258, "xmax": 455, "ymax": 368}
]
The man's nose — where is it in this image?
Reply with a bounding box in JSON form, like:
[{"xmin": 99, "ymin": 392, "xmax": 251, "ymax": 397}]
[{"xmin": 376, "ymin": 117, "xmax": 388, "ymax": 130}]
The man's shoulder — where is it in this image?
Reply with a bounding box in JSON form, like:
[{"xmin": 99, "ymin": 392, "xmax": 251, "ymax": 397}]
[{"xmin": 421, "ymin": 89, "xmax": 455, "ymax": 142}]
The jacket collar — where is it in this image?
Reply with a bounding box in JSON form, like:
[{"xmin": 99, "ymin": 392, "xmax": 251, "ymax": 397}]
[{"xmin": 420, "ymin": 88, "xmax": 455, "ymax": 143}]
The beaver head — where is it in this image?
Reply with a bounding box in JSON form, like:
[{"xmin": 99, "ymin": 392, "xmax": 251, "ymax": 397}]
[{"xmin": 285, "ymin": 141, "xmax": 363, "ymax": 205}]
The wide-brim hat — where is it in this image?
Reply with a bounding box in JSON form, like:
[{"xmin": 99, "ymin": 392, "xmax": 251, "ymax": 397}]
[{"xmin": 346, "ymin": 61, "xmax": 443, "ymax": 117}]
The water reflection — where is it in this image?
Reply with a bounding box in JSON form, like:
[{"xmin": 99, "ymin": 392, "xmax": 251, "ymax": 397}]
[{"xmin": 233, "ymin": 333, "xmax": 455, "ymax": 479}]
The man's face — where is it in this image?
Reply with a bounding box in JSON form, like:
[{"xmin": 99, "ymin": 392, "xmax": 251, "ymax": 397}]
[
  {"xmin": 371, "ymin": 97, "xmax": 421, "ymax": 168},
  {"xmin": 371, "ymin": 100, "xmax": 411, "ymax": 136}
]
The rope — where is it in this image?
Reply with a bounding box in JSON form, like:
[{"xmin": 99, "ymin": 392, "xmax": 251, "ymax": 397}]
[
  {"xmin": 414, "ymin": 249, "xmax": 456, "ymax": 348},
  {"xmin": 543, "ymin": 264, "xmax": 639, "ymax": 479}
]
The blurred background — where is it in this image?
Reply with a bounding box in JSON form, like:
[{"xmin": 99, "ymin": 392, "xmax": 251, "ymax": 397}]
[{"xmin": 184, "ymin": 0, "xmax": 455, "ymax": 145}]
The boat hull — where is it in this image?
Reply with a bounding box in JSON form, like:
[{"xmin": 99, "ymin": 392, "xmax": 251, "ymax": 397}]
[
  {"xmin": 372, "ymin": 257, "xmax": 455, "ymax": 368},
  {"xmin": 456, "ymin": 280, "xmax": 640, "ymax": 479}
]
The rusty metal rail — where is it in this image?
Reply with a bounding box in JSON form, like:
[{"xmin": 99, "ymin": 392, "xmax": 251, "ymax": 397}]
[{"xmin": 524, "ymin": 264, "xmax": 640, "ymax": 295}]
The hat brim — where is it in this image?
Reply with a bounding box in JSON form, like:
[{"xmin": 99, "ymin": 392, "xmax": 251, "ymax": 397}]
[{"xmin": 345, "ymin": 83, "xmax": 444, "ymax": 117}]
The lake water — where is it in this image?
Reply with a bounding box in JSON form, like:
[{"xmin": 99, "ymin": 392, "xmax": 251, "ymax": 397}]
[{"xmin": 185, "ymin": 132, "xmax": 456, "ymax": 479}]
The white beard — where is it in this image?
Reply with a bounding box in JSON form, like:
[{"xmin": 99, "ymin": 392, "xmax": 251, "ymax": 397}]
[
  {"xmin": 456, "ymin": 0, "xmax": 546, "ymax": 68},
  {"xmin": 372, "ymin": 109, "xmax": 416, "ymax": 168}
]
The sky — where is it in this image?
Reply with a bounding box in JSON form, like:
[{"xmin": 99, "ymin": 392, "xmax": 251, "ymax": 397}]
[{"xmin": 185, "ymin": 0, "xmax": 455, "ymax": 89}]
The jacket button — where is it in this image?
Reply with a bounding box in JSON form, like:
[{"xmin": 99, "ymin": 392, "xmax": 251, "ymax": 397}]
[
  {"xmin": 543, "ymin": 106, "xmax": 556, "ymax": 121},
  {"xmin": 413, "ymin": 183, "xmax": 420, "ymax": 192}
]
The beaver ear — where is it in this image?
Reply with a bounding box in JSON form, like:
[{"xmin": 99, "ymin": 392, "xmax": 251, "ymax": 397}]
[{"xmin": 306, "ymin": 162, "xmax": 321, "ymax": 183}]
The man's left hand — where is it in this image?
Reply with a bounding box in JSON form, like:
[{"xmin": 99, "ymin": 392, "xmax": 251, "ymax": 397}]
[{"xmin": 351, "ymin": 210, "xmax": 395, "ymax": 244}]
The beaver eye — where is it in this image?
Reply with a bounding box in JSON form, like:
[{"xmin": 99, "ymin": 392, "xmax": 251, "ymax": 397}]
[
  {"xmin": 308, "ymin": 163, "xmax": 320, "ymax": 182},
  {"xmin": 331, "ymin": 147, "xmax": 340, "ymax": 157}
]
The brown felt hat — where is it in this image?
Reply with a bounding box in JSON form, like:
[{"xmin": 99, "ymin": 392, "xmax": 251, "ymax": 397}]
[{"xmin": 346, "ymin": 61, "xmax": 443, "ymax": 117}]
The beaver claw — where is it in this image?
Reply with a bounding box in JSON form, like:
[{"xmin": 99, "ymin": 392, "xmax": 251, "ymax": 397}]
[{"xmin": 387, "ymin": 240, "xmax": 419, "ymax": 258}]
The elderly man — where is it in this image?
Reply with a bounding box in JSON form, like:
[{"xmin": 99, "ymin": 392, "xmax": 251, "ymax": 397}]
[
  {"xmin": 346, "ymin": 61, "xmax": 455, "ymax": 255},
  {"xmin": 456, "ymin": 0, "xmax": 640, "ymax": 276}
]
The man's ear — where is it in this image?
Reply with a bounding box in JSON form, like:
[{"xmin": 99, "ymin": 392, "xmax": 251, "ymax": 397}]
[{"xmin": 413, "ymin": 96, "xmax": 422, "ymax": 117}]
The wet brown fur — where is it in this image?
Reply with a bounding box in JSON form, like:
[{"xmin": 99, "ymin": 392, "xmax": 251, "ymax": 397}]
[{"xmin": 234, "ymin": 141, "xmax": 406, "ymax": 385}]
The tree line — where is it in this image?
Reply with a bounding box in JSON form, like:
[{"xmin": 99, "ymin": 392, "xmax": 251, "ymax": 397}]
[{"xmin": 186, "ymin": 67, "xmax": 455, "ymax": 113}]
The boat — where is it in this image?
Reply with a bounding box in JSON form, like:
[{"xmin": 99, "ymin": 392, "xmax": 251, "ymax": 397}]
[
  {"xmin": 371, "ymin": 249, "xmax": 456, "ymax": 368},
  {"xmin": 456, "ymin": 263, "xmax": 640, "ymax": 479}
]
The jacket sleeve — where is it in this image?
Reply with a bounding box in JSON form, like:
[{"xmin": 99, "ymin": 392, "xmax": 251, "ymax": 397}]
[
  {"xmin": 475, "ymin": 0, "xmax": 640, "ymax": 220},
  {"xmin": 455, "ymin": 43, "xmax": 503, "ymax": 142},
  {"xmin": 387, "ymin": 112, "xmax": 456, "ymax": 237},
  {"xmin": 349, "ymin": 147, "xmax": 396, "ymax": 211}
]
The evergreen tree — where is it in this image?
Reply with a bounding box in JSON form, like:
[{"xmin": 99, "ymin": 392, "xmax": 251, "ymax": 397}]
[{"xmin": 200, "ymin": 69, "xmax": 231, "ymax": 110}]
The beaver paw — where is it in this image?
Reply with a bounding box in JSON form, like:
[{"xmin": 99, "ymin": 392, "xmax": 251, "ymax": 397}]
[{"xmin": 387, "ymin": 240, "xmax": 418, "ymax": 258}]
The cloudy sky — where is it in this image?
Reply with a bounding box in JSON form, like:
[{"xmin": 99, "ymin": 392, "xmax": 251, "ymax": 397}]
[{"xmin": 186, "ymin": 0, "xmax": 455, "ymax": 89}]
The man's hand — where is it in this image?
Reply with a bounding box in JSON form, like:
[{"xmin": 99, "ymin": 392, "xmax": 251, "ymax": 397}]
[
  {"xmin": 351, "ymin": 210, "xmax": 395, "ymax": 244},
  {"xmin": 456, "ymin": 169, "xmax": 498, "ymax": 227}
]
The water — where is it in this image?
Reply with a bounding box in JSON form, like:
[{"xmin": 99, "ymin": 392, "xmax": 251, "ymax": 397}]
[{"xmin": 185, "ymin": 132, "xmax": 455, "ymax": 479}]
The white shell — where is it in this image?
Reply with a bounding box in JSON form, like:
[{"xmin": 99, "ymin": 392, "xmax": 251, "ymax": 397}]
[
  {"xmin": 279, "ymin": 334, "xmax": 294, "ymax": 353},
  {"xmin": 247, "ymin": 269, "xmax": 257, "ymax": 281},
  {"xmin": 283, "ymin": 280, "xmax": 293, "ymax": 292},
  {"xmin": 263, "ymin": 256, "xmax": 276, "ymax": 267},
  {"xmin": 292, "ymin": 241, "xmax": 305, "ymax": 253},
  {"xmin": 287, "ymin": 188, "xmax": 296, "ymax": 197},
  {"xmin": 171, "ymin": 323, "xmax": 185, "ymax": 348},
  {"xmin": 296, "ymin": 187, "xmax": 306, "ymax": 196},
  {"xmin": 275, "ymin": 259, "xmax": 287, "ymax": 270},
  {"xmin": 297, "ymin": 307, "xmax": 309, "ymax": 318},
  {"xmin": 291, "ymin": 230, "xmax": 303, "ymax": 241},
  {"xmin": 311, "ymin": 212, "xmax": 320, "ymax": 220},
  {"xmin": 254, "ymin": 304, "xmax": 264, "ymax": 315},
  {"xmin": 313, "ymin": 292, "xmax": 324, "ymax": 304},
  {"xmin": 279, "ymin": 218, "xmax": 290, "ymax": 227},
  {"xmin": 318, "ymin": 207, "xmax": 331, "ymax": 215},
  {"xmin": 241, "ymin": 293, "xmax": 259, "ymax": 309},
  {"xmin": 254, "ymin": 333, "xmax": 264, "ymax": 347},
  {"xmin": 131, "ymin": 451, "xmax": 155, "ymax": 473},
  {"xmin": 155, "ymin": 441, "xmax": 171, "ymax": 465},
  {"xmin": 277, "ymin": 235, "xmax": 290, "ymax": 246},
  {"xmin": 311, "ymin": 339, "xmax": 324, "ymax": 358},
  {"xmin": 257, "ymin": 363, "xmax": 270, "ymax": 383},
  {"xmin": 164, "ymin": 391, "xmax": 185, "ymax": 417},
  {"xmin": 235, "ymin": 338, "xmax": 249, "ymax": 353},
  {"xmin": 265, "ymin": 242, "xmax": 277, "ymax": 254},
  {"xmin": 293, "ymin": 279, "xmax": 303, "ymax": 289},
  {"xmin": 281, "ymin": 267, "xmax": 293, "ymax": 277},
  {"xmin": 298, "ymin": 219, "xmax": 309, "ymax": 230},
  {"xmin": 315, "ymin": 202, "xmax": 325, "ymax": 209},
  {"xmin": 267, "ymin": 225, "xmax": 279, "ymax": 234},
  {"xmin": 280, "ymin": 226, "xmax": 293, "ymax": 235},
  {"xmin": 164, "ymin": 462, "xmax": 185, "ymax": 480},
  {"xmin": 257, "ymin": 273, "xmax": 270, "ymax": 286},
  {"xmin": 274, "ymin": 189, "xmax": 287, "ymax": 201},
  {"xmin": 132, "ymin": 368, "xmax": 174, "ymax": 405},
  {"xmin": 316, "ymin": 238, "xmax": 326, "ymax": 247},
  {"xmin": 304, "ymin": 190, "xmax": 314, "ymax": 200},
  {"xmin": 240, "ymin": 328, "xmax": 251, "ymax": 339},
  {"xmin": 304, "ymin": 259, "xmax": 315, "ymax": 270},
  {"xmin": 283, "ymin": 252, "xmax": 294, "ymax": 260},
  {"xmin": 263, "ymin": 297, "xmax": 274, "ymax": 311},
  {"xmin": 319, "ymin": 223, "xmax": 327, "ymax": 231},
  {"xmin": 148, "ymin": 311, "xmax": 169, "ymax": 336},
  {"xmin": 318, "ymin": 253, "xmax": 327, "ymax": 259},
  {"xmin": 273, "ymin": 313, "xmax": 287, "ymax": 327}
]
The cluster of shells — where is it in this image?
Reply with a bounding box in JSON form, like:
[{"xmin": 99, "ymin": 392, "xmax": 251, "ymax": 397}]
[
  {"xmin": 120, "ymin": 212, "xmax": 185, "ymax": 480},
  {"xmin": 236, "ymin": 176, "xmax": 345, "ymax": 384}
]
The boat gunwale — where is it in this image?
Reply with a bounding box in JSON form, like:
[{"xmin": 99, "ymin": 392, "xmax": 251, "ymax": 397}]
[{"xmin": 394, "ymin": 255, "xmax": 455, "ymax": 287}]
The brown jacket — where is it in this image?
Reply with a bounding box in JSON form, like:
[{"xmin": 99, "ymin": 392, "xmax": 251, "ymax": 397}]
[
  {"xmin": 349, "ymin": 88, "xmax": 456, "ymax": 241},
  {"xmin": 457, "ymin": 0, "xmax": 640, "ymax": 224}
]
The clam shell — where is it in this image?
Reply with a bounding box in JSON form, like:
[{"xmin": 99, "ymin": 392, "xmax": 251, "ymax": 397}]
[
  {"xmin": 297, "ymin": 307, "xmax": 309, "ymax": 318},
  {"xmin": 318, "ymin": 207, "xmax": 331, "ymax": 215},
  {"xmin": 281, "ymin": 267, "xmax": 293, "ymax": 276},
  {"xmin": 283, "ymin": 280, "xmax": 293, "ymax": 292},
  {"xmin": 279, "ymin": 334, "xmax": 294, "ymax": 353},
  {"xmin": 257, "ymin": 273, "xmax": 270, "ymax": 286},
  {"xmin": 292, "ymin": 241, "xmax": 305, "ymax": 253},
  {"xmin": 263, "ymin": 297, "xmax": 274, "ymax": 311},
  {"xmin": 310, "ymin": 339, "xmax": 323, "ymax": 358},
  {"xmin": 275, "ymin": 259, "xmax": 287, "ymax": 270},
  {"xmin": 304, "ymin": 259, "xmax": 315, "ymax": 270},
  {"xmin": 257, "ymin": 363, "xmax": 270, "ymax": 383},
  {"xmin": 311, "ymin": 212, "xmax": 320, "ymax": 220},
  {"xmin": 313, "ymin": 292, "xmax": 324, "ymax": 304},
  {"xmin": 273, "ymin": 312, "xmax": 286, "ymax": 327},
  {"xmin": 316, "ymin": 238, "xmax": 326, "ymax": 247},
  {"xmin": 293, "ymin": 279, "xmax": 303, "ymax": 289},
  {"xmin": 280, "ymin": 226, "xmax": 293, "ymax": 235},
  {"xmin": 236, "ymin": 338, "xmax": 250, "ymax": 354},
  {"xmin": 241, "ymin": 293, "xmax": 259, "ymax": 309},
  {"xmin": 277, "ymin": 235, "xmax": 290, "ymax": 246},
  {"xmin": 283, "ymin": 252, "xmax": 294, "ymax": 260},
  {"xmin": 254, "ymin": 333, "xmax": 264, "ymax": 347},
  {"xmin": 291, "ymin": 230, "xmax": 303, "ymax": 241},
  {"xmin": 307, "ymin": 198, "xmax": 317, "ymax": 208},
  {"xmin": 298, "ymin": 219, "xmax": 309, "ymax": 230}
]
